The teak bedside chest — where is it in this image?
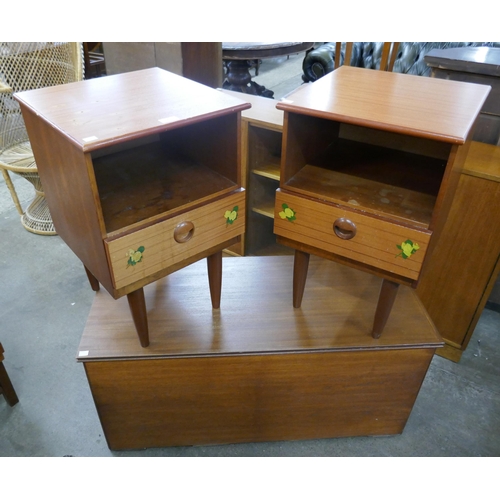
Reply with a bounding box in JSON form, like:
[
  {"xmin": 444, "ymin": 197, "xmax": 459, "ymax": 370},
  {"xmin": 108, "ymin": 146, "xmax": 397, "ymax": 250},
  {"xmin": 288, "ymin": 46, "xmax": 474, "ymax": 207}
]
[
  {"xmin": 274, "ymin": 66, "xmax": 490, "ymax": 338},
  {"xmin": 15, "ymin": 68, "xmax": 250, "ymax": 347}
]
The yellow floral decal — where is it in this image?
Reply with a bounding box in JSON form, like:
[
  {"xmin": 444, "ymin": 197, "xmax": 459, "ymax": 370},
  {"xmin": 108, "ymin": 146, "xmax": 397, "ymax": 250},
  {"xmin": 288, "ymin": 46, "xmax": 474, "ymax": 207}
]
[
  {"xmin": 126, "ymin": 246, "xmax": 145, "ymax": 268},
  {"xmin": 279, "ymin": 203, "xmax": 296, "ymax": 222},
  {"xmin": 396, "ymin": 240, "xmax": 420, "ymax": 259},
  {"xmin": 224, "ymin": 206, "xmax": 239, "ymax": 226}
]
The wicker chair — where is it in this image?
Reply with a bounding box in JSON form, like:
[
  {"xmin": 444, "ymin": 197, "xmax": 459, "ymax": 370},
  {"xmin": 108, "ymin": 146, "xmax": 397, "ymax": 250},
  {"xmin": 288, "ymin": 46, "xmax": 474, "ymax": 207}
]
[{"xmin": 0, "ymin": 42, "xmax": 84, "ymax": 234}]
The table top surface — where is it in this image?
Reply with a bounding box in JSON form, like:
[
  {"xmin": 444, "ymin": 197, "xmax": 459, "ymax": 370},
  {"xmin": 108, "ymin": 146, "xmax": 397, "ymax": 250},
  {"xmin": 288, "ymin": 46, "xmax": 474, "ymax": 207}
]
[
  {"xmin": 78, "ymin": 255, "xmax": 442, "ymax": 361},
  {"xmin": 14, "ymin": 67, "xmax": 251, "ymax": 152},
  {"xmin": 425, "ymin": 47, "xmax": 500, "ymax": 77},
  {"xmin": 222, "ymin": 42, "xmax": 314, "ymax": 59},
  {"xmin": 223, "ymin": 42, "xmax": 308, "ymax": 50},
  {"xmin": 277, "ymin": 65, "xmax": 491, "ymax": 144}
]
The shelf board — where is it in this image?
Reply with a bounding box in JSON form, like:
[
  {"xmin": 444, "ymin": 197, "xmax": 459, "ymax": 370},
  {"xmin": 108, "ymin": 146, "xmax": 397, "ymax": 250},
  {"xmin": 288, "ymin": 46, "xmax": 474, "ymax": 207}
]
[
  {"xmin": 94, "ymin": 141, "xmax": 238, "ymax": 234},
  {"xmin": 283, "ymin": 138, "xmax": 446, "ymax": 228},
  {"xmin": 251, "ymin": 156, "xmax": 281, "ymax": 181},
  {"xmin": 285, "ymin": 164, "xmax": 436, "ymax": 229},
  {"xmin": 252, "ymin": 203, "xmax": 275, "ymax": 218}
]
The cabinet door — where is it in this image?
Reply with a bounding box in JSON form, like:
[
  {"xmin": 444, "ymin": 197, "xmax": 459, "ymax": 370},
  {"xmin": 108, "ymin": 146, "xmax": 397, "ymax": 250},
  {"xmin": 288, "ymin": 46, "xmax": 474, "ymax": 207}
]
[{"xmin": 417, "ymin": 173, "xmax": 500, "ymax": 351}]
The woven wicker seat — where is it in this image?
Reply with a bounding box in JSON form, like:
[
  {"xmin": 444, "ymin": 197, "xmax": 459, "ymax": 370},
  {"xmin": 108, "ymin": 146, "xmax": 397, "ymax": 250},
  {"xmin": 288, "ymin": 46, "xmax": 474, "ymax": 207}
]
[{"xmin": 0, "ymin": 42, "xmax": 84, "ymax": 234}]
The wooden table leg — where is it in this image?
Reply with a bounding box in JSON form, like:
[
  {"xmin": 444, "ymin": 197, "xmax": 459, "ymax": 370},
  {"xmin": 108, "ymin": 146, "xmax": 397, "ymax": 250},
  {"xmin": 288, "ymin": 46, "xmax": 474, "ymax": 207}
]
[
  {"xmin": 293, "ymin": 250, "xmax": 310, "ymax": 308},
  {"xmin": 223, "ymin": 60, "xmax": 274, "ymax": 98},
  {"xmin": 372, "ymin": 279, "xmax": 400, "ymax": 339},
  {"xmin": 84, "ymin": 265, "xmax": 100, "ymax": 292},
  {"xmin": 207, "ymin": 251, "xmax": 222, "ymax": 309},
  {"xmin": 127, "ymin": 288, "xmax": 150, "ymax": 348},
  {"xmin": 0, "ymin": 344, "xmax": 19, "ymax": 407}
]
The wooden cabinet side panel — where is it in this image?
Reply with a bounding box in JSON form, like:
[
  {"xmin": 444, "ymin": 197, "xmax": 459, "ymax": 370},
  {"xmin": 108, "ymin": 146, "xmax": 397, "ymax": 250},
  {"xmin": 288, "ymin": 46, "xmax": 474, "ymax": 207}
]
[
  {"xmin": 425, "ymin": 142, "xmax": 469, "ymax": 255},
  {"xmin": 160, "ymin": 113, "xmax": 241, "ymax": 186},
  {"xmin": 417, "ymin": 174, "xmax": 500, "ymax": 347},
  {"xmin": 85, "ymin": 348, "xmax": 434, "ymax": 450},
  {"xmin": 20, "ymin": 107, "xmax": 113, "ymax": 292},
  {"xmin": 281, "ymin": 112, "xmax": 341, "ymax": 185},
  {"xmin": 180, "ymin": 42, "xmax": 223, "ymax": 89}
]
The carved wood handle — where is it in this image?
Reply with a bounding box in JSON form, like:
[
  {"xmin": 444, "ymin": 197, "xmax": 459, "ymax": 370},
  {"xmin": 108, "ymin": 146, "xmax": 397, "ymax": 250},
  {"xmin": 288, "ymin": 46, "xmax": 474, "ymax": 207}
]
[
  {"xmin": 173, "ymin": 221, "xmax": 195, "ymax": 243},
  {"xmin": 333, "ymin": 218, "xmax": 357, "ymax": 240}
]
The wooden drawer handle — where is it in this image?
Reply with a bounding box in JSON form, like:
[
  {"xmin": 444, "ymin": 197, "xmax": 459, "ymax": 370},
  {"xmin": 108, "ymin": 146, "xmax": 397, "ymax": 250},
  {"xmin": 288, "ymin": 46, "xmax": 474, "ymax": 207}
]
[
  {"xmin": 333, "ymin": 218, "xmax": 357, "ymax": 240},
  {"xmin": 173, "ymin": 221, "xmax": 195, "ymax": 243}
]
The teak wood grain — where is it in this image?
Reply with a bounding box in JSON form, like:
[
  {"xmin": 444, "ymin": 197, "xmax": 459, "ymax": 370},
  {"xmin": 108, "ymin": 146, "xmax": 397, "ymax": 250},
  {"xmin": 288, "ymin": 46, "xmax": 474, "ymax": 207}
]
[
  {"xmin": 106, "ymin": 190, "xmax": 245, "ymax": 289},
  {"xmin": 277, "ymin": 66, "xmax": 490, "ymax": 143},
  {"xmin": 15, "ymin": 68, "xmax": 251, "ymax": 152},
  {"xmin": 78, "ymin": 256, "xmax": 441, "ymax": 360},
  {"xmin": 274, "ymin": 65, "xmax": 489, "ymax": 337},
  {"xmin": 417, "ymin": 141, "xmax": 500, "ymax": 358},
  {"xmin": 78, "ymin": 256, "xmax": 441, "ymax": 450},
  {"xmin": 274, "ymin": 190, "xmax": 430, "ymax": 281},
  {"xmin": 19, "ymin": 105, "xmax": 114, "ymax": 293},
  {"xmin": 85, "ymin": 348, "xmax": 434, "ymax": 449}
]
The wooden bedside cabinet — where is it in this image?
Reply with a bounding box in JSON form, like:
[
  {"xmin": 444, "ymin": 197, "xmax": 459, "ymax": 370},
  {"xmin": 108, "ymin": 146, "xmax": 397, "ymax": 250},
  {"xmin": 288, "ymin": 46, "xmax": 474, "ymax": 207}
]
[
  {"xmin": 274, "ymin": 66, "xmax": 490, "ymax": 338},
  {"xmin": 15, "ymin": 68, "xmax": 250, "ymax": 347}
]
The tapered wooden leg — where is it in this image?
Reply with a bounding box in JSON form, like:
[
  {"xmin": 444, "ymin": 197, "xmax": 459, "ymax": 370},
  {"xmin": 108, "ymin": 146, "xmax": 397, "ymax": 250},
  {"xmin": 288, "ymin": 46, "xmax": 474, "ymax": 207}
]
[
  {"xmin": 0, "ymin": 344, "xmax": 19, "ymax": 407},
  {"xmin": 0, "ymin": 362, "xmax": 19, "ymax": 406},
  {"xmin": 207, "ymin": 251, "xmax": 223, "ymax": 309},
  {"xmin": 127, "ymin": 288, "xmax": 150, "ymax": 348},
  {"xmin": 84, "ymin": 265, "xmax": 100, "ymax": 292},
  {"xmin": 372, "ymin": 279, "xmax": 400, "ymax": 339},
  {"xmin": 293, "ymin": 250, "xmax": 310, "ymax": 308}
]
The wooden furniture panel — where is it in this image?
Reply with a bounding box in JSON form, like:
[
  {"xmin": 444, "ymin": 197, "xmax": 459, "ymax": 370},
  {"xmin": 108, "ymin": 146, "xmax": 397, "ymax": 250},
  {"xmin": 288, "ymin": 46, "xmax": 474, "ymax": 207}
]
[
  {"xmin": 419, "ymin": 47, "xmax": 500, "ymax": 360},
  {"xmin": 275, "ymin": 190, "xmax": 430, "ymax": 280},
  {"xmin": 19, "ymin": 105, "xmax": 114, "ymax": 292},
  {"xmin": 16, "ymin": 68, "xmax": 250, "ymax": 347},
  {"xmin": 85, "ymin": 348, "xmax": 434, "ymax": 450},
  {"xmin": 181, "ymin": 42, "xmax": 223, "ymax": 88},
  {"xmin": 78, "ymin": 256, "xmax": 442, "ymax": 450},
  {"xmin": 417, "ymin": 142, "xmax": 500, "ymax": 361},
  {"xmin": 425, "ymin": 46, "xmax": 500, "ymax": 145}
]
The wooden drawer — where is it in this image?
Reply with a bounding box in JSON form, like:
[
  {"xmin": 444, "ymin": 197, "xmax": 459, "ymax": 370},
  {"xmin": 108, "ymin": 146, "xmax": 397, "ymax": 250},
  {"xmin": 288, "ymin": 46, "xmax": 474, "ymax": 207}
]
[
  {"xmin": 274, "ymin": 190, "xmax": 430, "ymax": 280},
  {"xmin": 106, "ymin": 190, "xmax": 245, "ymax": 289}
]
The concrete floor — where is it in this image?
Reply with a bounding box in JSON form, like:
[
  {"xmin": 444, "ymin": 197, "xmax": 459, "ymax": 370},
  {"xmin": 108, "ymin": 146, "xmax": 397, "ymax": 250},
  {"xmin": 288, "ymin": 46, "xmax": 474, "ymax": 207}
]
[{"xmin": 1, "ymin": 52, "xmax": 500, "ymax": 457}]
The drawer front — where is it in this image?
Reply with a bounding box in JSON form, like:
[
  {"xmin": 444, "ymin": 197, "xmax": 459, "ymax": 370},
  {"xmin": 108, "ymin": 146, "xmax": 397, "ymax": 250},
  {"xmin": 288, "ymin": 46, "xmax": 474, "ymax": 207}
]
[
  {"xmin": 106, "ymin": 190, "xmax": 245, "ymax": 289},
  {"xmin": 274, "ymin": 190, "xmax": 430, "ymax": 280}
]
